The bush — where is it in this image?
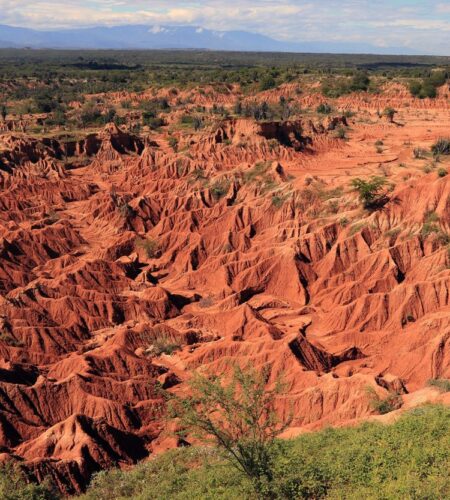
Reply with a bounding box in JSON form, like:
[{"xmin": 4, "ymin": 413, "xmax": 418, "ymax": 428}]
[
  {"xmin": 413, "ymin": 147, "xmax": 427, "ymax": 159},
  {"xmin": 180, "ymin": 114, "xmax": 203, "ymax": 130},
  {"xmin": 349, "ymin": 71, "xmax": 370, "ymax": 92},
  {"xmin": 409, "ymin": 72, "xmax": 447, "ymax": 99},
  {"xmin": 271, "ymin": 194, "xmax": 286, "ymax": 209},
  {"xmin": 210, "ymin": 179, "xmax": 230, "ymax": 199},
  {"xmin": 259, "ymin": 75, "xmax": 277, "ymax": 91},
  {"xmin": 149, "ymin": 336, "xmax": 181, "ymax": 356},
  {"xmin": 409, "ymin": 80, "xmax": 422, "ymax": 97},
  {"xmin": 335, "ymin": 127, "xmax": 346, "ymax": 139},
  {"xmin": 0, "ymin": 463, "xmax": 58, "ymax": 499},
  {"xmin": 438, "ymin": 168, "xmax": 448, "ymax": 178},
  {"xmin": 142, "ymin": 111, "xmax": 164, "ymax": 129},
  {"xmin": 316, "ymin": 103, "xmax": 332, "ymax": 114},
  {"xmin": 420, "ymin": 81, "xmax": 437, "ymax": 98},
  {"xmin": 135, "ymin": 237, "xmax": 159, "ymax": 258},
  {"xmin": 383, "ymin": 107, "xmax": 396, "ymax": 122},
  {"xmin": 322, "ymin": 72, "xmax": 370, "ymax": 97},
  {"xmin": 367, "ymin": 387, "xmax": 403, "ymax": 415},
  {"xmin": 351, "ymin": 176, "xmax": 387, "ymax": 208},
  {"xmin": 427, "ymin": 379, "xmax": 450, "ymax": 392},
  {"xmin": 431, "ymin": 138, "xmax": 450, "ymax": 156},
  {"xmin": 0, "ymin": 104, "xmax": 7, "ymax": 121},
  {"xmin": 34, "ymin": 92, "xmax": 60, "ymax": 113}
]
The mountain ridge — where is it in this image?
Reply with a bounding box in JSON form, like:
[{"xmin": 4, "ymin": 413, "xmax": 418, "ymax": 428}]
[{"xmin": 0, "ymin": 24, "xmax": 418, "ymax": 55}]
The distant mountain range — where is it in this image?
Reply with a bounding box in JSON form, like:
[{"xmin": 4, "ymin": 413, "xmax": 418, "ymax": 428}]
[{"xmin": 0, "ymin": 24, "xmax": 417, "ymax": 55}]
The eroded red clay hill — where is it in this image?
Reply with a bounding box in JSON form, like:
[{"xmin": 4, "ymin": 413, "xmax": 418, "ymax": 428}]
[{"xmin": 0, "ymin": 84, "xmax": 449, "ymax": 494}]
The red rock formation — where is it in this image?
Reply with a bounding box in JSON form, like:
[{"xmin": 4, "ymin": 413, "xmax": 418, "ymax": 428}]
[{"xmin": 0, "ymin": 87, "xmax": 449, "ymax": 494}]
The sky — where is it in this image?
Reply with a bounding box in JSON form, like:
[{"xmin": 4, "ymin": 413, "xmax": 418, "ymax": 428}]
[{"xmin": 0, "ymin": 0, "xmax": 449, "ymax": 55}]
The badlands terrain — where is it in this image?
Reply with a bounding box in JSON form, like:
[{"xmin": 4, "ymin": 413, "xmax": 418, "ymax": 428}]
[{"xmin": 0, "ymin": 58, "xmax": 449, "ymax": 494}]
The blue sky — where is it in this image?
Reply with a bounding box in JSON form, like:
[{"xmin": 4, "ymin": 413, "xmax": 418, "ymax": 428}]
[{"xmin": 0, "ymin": 1, "xmax": 449, "ymax": 54}]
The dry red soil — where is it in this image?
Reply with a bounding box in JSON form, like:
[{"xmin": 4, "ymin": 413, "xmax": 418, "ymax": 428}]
[{"xmin": 0, "ymin": 82, "xmax": 449, "ymax": 494}]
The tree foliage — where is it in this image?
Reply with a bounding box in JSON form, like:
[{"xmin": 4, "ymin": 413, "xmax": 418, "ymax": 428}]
[
  {"xmin": 351, "ymin": 176, "xmax": 388, "ymax": 209},
  {"xmin": 0, "ymin": 464, "xmax": 58, "ymax": 500},
  {"xmin": 166, "ymin": 366, "xmax": 292, "ymax": 498}
]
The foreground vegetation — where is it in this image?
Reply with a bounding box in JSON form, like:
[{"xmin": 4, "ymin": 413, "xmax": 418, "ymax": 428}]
[
  {"xmin": 0, "ymin": 370, "xmax": 448, "ymax": 500},
  {"xmin": 79, "ymin": 404, "xmax": 449, "ymax": 500}
]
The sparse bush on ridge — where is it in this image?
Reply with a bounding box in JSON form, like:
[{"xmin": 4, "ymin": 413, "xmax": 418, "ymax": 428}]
[
  {"xmin": 366, "ymin": 386, "xmax": 403, "ymax": 415},
  {"xmin": 135, "ymin": 237, "xmax": 159, "ymax": 258},
  {"xmin": 148, "ymin": 336, "xmax": 181, "ymax": 356},
  {"xmin": 350, "ymin": 176, "xmax": 387, "ymax": 209},
  {"xmin": 210, "ymin": 178, "xmax": 231, "ymax": 199},
  {"xmin": 427, "ymin": 379, "xmax": 450, "ymax": 392},
  {"xmin": 259, "ymin": 75, "xmax": 277, "ymax": 92},
  {"xmin": 316, "ymin": 103, "xmax": 332, "ymax": 114}
]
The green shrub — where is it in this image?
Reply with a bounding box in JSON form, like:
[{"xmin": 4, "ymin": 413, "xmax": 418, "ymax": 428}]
[
  {"xmin": 142, "ymin": 111, "xmax": 164, "ymax": 129},
  {"xmin": 420, "ymin": 81, "xmax": 437, "ymax": 98},
  {"xmin": 438, "ymin": 168, "xmax": 448, "ymax": 178},
  {"xmin": 431, "ymin": 138, "xmax": 450, "ymax": 156},
  {"xmin": 409, "ymin": 72, "xmax": 446, "ymax": 99},
  {"xmin": 272, "ymin": 194, "xmax": 286, "ymax": 209},
  {"xmin": 259, "ymin": 75, "xmax": 277, "ymax": 91},
  {"xmin": 150, "ymin": 336, "xmax": 181, "ymax": 356},
  {"xmin": 0, "ymin": 463, "xmax": 58, "ymax": 499},
  {"xmin": 383, "ymin": 107, "xmax": 396, "ymax": 122},
  {"xmin": 351, "ymin": 176, "xmax": 387, "ymax": 208},
  {"xmin": 210, "ymin": 179, "xmax": 231, "ymax": 199},
  {"xmin": 243, "ymin": 161, "xmax": 271, "ymax": 183},
  {"xmin": 180, "ymin": 114, "xmax": 203, "ymax": 130},
  {"xmin": 409, "ymin": 80, "xmax": 422, "ymax": 97},
  {"xmin": 335, "ymin": 127, "xmax": 346, "ymax": 139},
  {"xmin": 367, "ymin": 386, "xmax": 403, "ymax": 415},
  {"xmin": 316, "ymin": 103, "xmax": 332, "ymax": 114},
  {"xmin": 427, "ymin": 379, "xmax": 450, "ymax": 392},
  {"xmin": 349, "ymin": 71, "xmax": 370, "ymax": 92},
  {"xmin": 429, "ymin": 70, "xmax": 447, "ymax": 87}
]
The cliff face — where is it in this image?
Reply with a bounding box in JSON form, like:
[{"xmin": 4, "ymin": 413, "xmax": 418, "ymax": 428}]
[{"xmin": 0, "ymin": 92, "xmax": 449, "ymax": 494}]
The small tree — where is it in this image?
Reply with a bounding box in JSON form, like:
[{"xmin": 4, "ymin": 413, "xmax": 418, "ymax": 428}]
[
  {"xmin": 383, "ymin": 107, "xmax": 397, "ymax": 123},
  {"xmin": 259, "ymin": 75, "xmax": 277, "ymax": 92},
  {"xmin": 351, "ymin": 176, "xmax": 387, "ymax": 209},
  {"xmin": 166, "ymin": 366, "xmax": 292, "ymax": 499}
]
